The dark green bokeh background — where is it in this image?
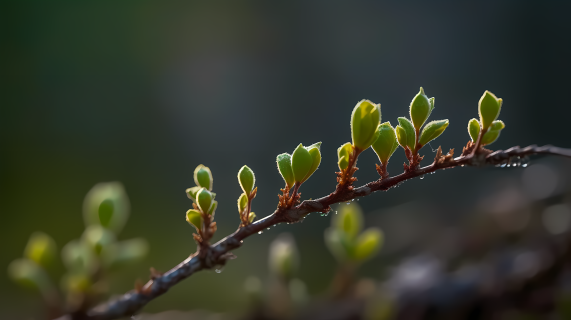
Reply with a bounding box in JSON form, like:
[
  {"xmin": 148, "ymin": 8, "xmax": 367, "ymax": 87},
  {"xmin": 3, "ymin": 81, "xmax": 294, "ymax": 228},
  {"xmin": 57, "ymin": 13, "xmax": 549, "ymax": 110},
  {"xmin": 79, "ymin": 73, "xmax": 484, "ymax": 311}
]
[{"xmin": 2, "ymin": 1, "xmax": 570, "ymax": 318}]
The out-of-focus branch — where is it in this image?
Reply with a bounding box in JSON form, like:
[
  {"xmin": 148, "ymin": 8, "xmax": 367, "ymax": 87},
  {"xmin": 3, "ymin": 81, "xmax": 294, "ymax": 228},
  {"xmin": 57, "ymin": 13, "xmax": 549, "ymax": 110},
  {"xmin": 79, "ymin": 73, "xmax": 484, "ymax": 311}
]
[{"xmin": 60, "ymin": 144, "xmax": 571, "ymax": 320}]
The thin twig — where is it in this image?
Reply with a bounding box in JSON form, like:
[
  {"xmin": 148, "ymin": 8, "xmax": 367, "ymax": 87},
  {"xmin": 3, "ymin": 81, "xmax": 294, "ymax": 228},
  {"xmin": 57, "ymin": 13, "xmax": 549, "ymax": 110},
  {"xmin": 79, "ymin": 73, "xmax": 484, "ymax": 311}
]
[{"xmin": 60, "ymin": 144, "xmax": 571, "ymax": 320}]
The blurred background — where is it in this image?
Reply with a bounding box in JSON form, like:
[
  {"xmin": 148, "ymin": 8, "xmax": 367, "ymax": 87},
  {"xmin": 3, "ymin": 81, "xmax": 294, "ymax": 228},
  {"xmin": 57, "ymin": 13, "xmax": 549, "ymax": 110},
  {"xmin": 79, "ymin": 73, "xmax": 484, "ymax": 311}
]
[{"xmin": 2, "ymin": 1, "xmax": 571, "ymax": 319}]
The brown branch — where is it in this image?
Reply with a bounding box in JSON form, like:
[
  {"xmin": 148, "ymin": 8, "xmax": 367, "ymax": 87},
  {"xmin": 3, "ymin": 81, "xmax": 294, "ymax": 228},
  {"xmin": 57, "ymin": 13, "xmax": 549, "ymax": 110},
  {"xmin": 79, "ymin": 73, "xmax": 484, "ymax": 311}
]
[{"xmin": 60, "ymin": 144, "xmax": 571, "ymax": 320}]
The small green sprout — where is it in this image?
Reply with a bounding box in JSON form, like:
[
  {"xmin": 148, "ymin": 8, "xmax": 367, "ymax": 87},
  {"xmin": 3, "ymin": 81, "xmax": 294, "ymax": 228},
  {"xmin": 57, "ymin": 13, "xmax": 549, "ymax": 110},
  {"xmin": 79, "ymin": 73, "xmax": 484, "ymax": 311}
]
[
  {"xmin": 478, "ymin": 90, "xmax": 503, "ymax": 130},
  {"xmin": 238, "ymin": 165, "xmax": 256, "ymax": 196},
  {"xmin": 351, "ymin": 100, "xmax": 381, "ymax": 151},
  {"xmin": 194, "ymin": 164, "xmax": 213, "ymax": 191},
  {"xmin": 372, "ymin": 122, "xmax": 398, "ymax": 166}
]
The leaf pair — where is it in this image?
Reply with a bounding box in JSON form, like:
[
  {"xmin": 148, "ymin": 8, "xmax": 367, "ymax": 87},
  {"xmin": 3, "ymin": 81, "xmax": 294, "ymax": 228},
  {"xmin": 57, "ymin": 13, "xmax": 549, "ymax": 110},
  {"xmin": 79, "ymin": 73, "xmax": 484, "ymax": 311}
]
[
  {"xmin": 467, "ymin": 91, "xmax": 505, "ymax": 145},
  {"xmin": 324, "ymin": 203, "xmax": 383, "ymax": 263},
  {"xmin": 396, "ymin": 88, "xmax": 449, "ymax": 152},
  {"xmin": 277, "ymin": 143, "xmax": 322, "ymax": 187}
]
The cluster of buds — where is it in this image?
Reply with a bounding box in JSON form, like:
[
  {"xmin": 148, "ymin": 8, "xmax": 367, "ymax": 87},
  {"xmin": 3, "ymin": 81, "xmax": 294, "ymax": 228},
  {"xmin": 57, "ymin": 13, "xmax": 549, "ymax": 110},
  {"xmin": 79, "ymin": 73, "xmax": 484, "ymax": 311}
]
[
  {"xmin": 186, "ymin": 165, "xmax": 218, "ymax": 243},
  {"xmin": 237, "ymin": 165, "xmax": 257, "ymax": 226}
]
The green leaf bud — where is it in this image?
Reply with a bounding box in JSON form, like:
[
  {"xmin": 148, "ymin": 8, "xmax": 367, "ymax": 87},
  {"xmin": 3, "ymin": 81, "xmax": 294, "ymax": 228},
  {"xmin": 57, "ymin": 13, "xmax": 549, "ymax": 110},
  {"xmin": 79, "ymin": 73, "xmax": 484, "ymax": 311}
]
[
  {"xmin": 468, "ymin": 118, "xmax": 480, "ymax": 142},
  {"xmin": 337, "ymin": 142, "xmax": 353, "ymax": 170},
  {"xmin": 351, "ymin": 100, "xmax": 381, "ymax": 151},
  {"xmin": 61, "ymin": 240, "xmax": 97, "ymax": 274},
  {"xmin": 186, "ymin": 209, "xmax": 203, "ymax": 231},
  {"xmin": 291, "ymin": 143, "xmax": 312, "ymax": 183},
  {"xmin": 397, "ymin": 117, "xmax": 416, "ymax": 152},
  {"xmin": 269, "ymin": 233, "xmax": 298, "ymax": 279},
  {"xmin": 83, "ymin": 182, "xmax": 130, "ymax": 234},
  {"xmin": 481, "ymin": 120, "xmax": 505, "ymax": 145},
  {"xmin": 101, "ymin": 238, "xmax": 149, "ymax": 269},
  {"xmin": 208, "ymin": 200, "xmax": 218, "ymax": 216},
  {"xmin": 238, "ymin": 193, "xmax": 248, "ymax": 214},
  {"xmin": 352, "ymin": 228, "xmax": 383, "ymax": 261},
  {"xmin": 478, "ymin": 90, "xmax": 502, "ymax": 130},
  {"xmin": 196, "ymin": 188, "xmax": 213, "ymax": 213},
  {"xmin": 276, "ymin": 153, "xmax": 295, "ymax": 188},
  {"xmin": 418, "ymin": 119, "xmax": 449, "ymax": 146},
  {"xmin": 372, "ymin": 122, "xmax": 398, "ymax": 165},
  {"xmin": 185, "ymin": 186, "xmax": 201, "ymax": 201},
  {"xmin": 334, "ymin": 203, "xmax": 363, "ymax": 238},
  {"xmin": 395, "ymin": 125, "xmax": 407, "ymax": 150},
  {"xmin": 193, "ymin": 164, "xmax": 213, "ymax": 191},
  {"xmin": 302, "ymin": 142, "xmax": 322, "ymax": 183},
  {"xmin": 410, "ymin": 87, "xmax": 434, "ymax": 130},
  {"xmin": 82, "ymin": 225, "xmax": 116, "ymax": 255},
  {"xmin": 238, "ymin": 165, "xmax": 256, "ymax": 196},
  {"xmin": 8, "ymin": 258, "xmax": 51, "ymax": 291},
  {"xmin": 324, "ymin": 229, "xmax": 346, "ymax": 261},
  {"xmin": 24, "ymin": 232, "xmax": 57, "ymax": 269},
  {"xmin": 248, "ymin": 212, "xmax": 256, "ymax": 223}
]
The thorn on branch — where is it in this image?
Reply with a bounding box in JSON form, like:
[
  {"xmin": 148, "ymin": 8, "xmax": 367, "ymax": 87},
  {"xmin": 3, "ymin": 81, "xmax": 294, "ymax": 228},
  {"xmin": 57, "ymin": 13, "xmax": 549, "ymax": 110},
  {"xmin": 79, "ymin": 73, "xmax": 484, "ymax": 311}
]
[
  {"xmin": 134, "ymin": 279, "xmax": 144, "ymax": 294},
  {"xmin": 434, "ymin": 146, "xmax": 455, "ymax": 166},
  {"xmin": 150, "ymin": 268, "xmax": 162, "ymax": 280}
]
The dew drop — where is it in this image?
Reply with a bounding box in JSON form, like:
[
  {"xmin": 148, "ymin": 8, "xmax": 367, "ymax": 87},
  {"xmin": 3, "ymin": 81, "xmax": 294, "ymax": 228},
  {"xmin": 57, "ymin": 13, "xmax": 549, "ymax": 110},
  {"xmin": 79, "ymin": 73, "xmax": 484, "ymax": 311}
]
[
  {"xmin": 215, "ymin": 268, "xmax": 223, "ymax": 274},
  {"xmin": 346, "ymin": 202, "xmax": 350, "ymax": 205},
  {"xmin": 420, "ymin": 175, "xmax": 425, "ymax": 180},
  {"xmin": 335, "ymin": 211, "xmax": 338, "ymax": 214},
  {"xmin": 258, "ymin": 231, "xmax": 263, "ymax": 234}
]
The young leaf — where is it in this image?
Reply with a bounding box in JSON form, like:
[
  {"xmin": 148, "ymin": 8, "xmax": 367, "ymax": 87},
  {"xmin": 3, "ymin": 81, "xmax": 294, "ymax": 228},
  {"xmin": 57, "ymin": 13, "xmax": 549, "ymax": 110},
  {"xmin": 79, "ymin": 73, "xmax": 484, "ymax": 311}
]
[
  {"xmin": 248, "ymin": 212, "xmax": 256, "ymax": 223},
  {"xmin": 410, "ymin": 87, "xmax": 433, "ymax": 130},
  {"xmin": 101, "ymin": 238, "xmax": 149, "ymax": 269},
  {"xmin": 418, "ymin": 119, "xmax": 449, "ymax": 146},
  {"xmin": 276, "ymin": 153, "xmax": 295, "ymax": 188},
  {"xmin": 208, "ymin": 200, "xmax": 218, "ymax": 216},
  {"xmin": 185, "ymin": 186, "xmax": 201, "ymax": 201},
  {"xmin": 196, "ymin": 188, "xmax": 213, "ymax": 214},
  {"xmin": 237, "ymin": 194, "xmax": 248, "ymax": 215},
  {"xmin": 397, "ymin": 117, "xmax": 416, "ymax": 152},
  {"xmin": 291, "ymin": 143, "xmax": 313, "ymax": 183},
  {"xmin": 24, "ymin": 232, "xmax": 57, "ymax": 269},
  {"xmin": 481, "ymin": 120, "xmax": 505, "ymax": 145},
  {"xmin": 468, "ymin": 118, "xmax": 480, "ymax": 142},
  {"xmin": 303, "ymin": 142, "xmax": 322, "ymax": 182},
  {"xmin": 238, "ymin": 165, "xmax": 256, "ymax": 195},
  {"xmin": 334, "ymin": 203, "xmax": 363, "ymax": 238},
  {"xmin": 193, "ymin": 164, "xmax": 213, "ymax": 191},
  {"xmin": 351, "ymin": 100, "xmax": 381, "ymax": 151},
  {"xmin": 478, "ymin": 90, "xmax": 502, "ymax": 130},
  {"xmin": 396, "ymin": 125, "xmax": 407, "ymax": 149},
  {"xmin": 8, "ymin": 258, "xmax": 51, "ymax": 291},
  {"xmin": 186, "ymin": 209, "xmax": 203, "ymax": 232},
  {"xmin": 82, "ymin": 225, "xmax": 116, "ymax": 255},
  {"xmin": 337, "ymin": 142, "xmax": 353, "ymax": 170},
  {"xmin": 324, "ymin": 229, "xmax": 347, "ymax": 262},
  {"xmin": 352, "ymin": 228, "xmax": 383, "ymax": 261},
  {"xmin": 83, "ymin": 182, "xmax": 130, "ymax": 234},
  {"xmin": 61, "ymin": 240, "xmax": 97, "ymax": 274},
  {"xmin": 372, "ymin": 122, "xmax": 398, "ymax": 165}
]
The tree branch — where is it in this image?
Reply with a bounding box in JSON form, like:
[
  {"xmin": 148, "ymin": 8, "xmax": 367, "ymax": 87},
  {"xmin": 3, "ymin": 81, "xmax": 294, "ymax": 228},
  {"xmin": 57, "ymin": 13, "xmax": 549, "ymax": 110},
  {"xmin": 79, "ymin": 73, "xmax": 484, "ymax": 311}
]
[{"xmin": 61, "ymin": 144, "xmax": 571, "ymax": 320}]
